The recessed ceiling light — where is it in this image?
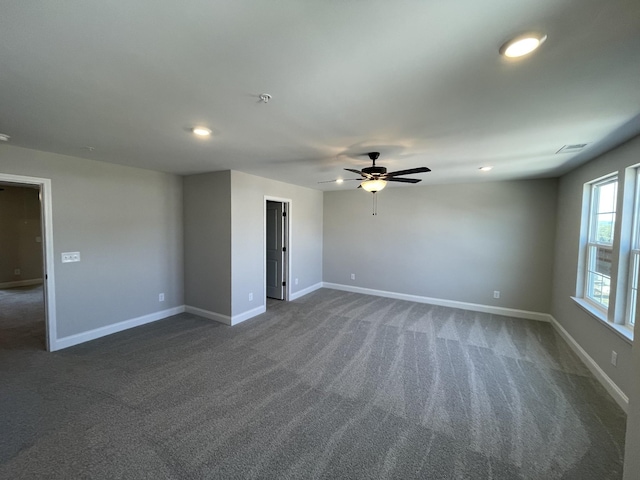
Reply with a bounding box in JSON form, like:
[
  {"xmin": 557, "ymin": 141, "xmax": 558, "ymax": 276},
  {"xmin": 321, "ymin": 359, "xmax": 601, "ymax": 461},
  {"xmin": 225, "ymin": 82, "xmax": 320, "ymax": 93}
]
[
  {"xmin": 500, "ymin": 34, "xmax": 547, "ymax": 58},
  {"xmin": 192, "ymin": 127, "xmax": 212, "ymax": 137},
  {"xmin": 336, "ymin": 178, "xmax": 344, "ymax": 184},
  {"xmin": 0, "ymin": 133, "xmax": 10, "ymax": 142},
  {"xmin": 479, "ymin": 166, "xmax": 493, "ymax": 172}
]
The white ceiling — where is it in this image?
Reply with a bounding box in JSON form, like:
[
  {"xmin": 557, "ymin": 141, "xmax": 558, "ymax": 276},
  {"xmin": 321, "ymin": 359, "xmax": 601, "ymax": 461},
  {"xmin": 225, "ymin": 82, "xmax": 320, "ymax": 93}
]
[{"xmin": 1, "ymin": 0, "xmax": 639, "ymax": 190}]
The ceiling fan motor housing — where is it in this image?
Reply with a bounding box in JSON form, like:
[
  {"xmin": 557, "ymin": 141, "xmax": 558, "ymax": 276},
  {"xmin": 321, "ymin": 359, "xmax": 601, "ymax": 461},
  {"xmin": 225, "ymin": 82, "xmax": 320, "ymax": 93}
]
[
  {"xmin": 363, "ymin": 152, "xmax": 386, "ymax": 176},
  {"xmin": 362, "ymin": 165, "xmax": 387, "ymax": 176}
]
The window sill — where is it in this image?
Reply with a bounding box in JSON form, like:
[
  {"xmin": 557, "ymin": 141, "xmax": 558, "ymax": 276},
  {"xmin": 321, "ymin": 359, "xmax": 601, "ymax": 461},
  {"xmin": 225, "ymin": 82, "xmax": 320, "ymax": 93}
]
[{"xmin": 571, "ymin": 297, "xmax": 634, "ymax": 344}]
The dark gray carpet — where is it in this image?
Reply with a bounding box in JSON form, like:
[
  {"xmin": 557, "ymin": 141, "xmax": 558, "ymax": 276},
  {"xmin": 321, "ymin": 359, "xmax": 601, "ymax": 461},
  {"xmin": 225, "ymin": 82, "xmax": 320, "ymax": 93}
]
[
  {"xmin": 0, "ymin": 288, "xmax": 627, "ymax": 479},
  {"xmin": 0, "ymin": 284, "xmax": 46, "ymax": 350}
]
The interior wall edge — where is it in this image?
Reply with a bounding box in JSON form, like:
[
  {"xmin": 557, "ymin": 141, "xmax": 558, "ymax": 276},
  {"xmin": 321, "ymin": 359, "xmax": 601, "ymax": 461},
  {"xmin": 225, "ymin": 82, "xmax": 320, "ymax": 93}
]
[
  {"xmin": 548, "ymin": 315, "xmax": 629, "ymax": 413},
  {"xmin": 184, "ymin": 305, "xmax": 231, "ymax": 325},
  {"xmin": 0, "ymin": 279, "xmax": 43, "ymax": 289},
  {"xmin": 290, "ymin": 282, "xmax": 323, "ymax": 300},
  {"xmin": 322, "ymin": 282, "xmax": 551, "ymax": 322},
  {"xmin": 51, "ymin": 305, "xmax": 186, "ymax": 351}
]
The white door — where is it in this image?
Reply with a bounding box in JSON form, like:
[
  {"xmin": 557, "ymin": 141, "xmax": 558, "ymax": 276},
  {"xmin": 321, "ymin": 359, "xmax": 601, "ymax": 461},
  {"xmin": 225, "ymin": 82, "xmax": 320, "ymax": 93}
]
[{"xmin": 266, "ymin": 201, "xmax": 285, "ymax": 299}]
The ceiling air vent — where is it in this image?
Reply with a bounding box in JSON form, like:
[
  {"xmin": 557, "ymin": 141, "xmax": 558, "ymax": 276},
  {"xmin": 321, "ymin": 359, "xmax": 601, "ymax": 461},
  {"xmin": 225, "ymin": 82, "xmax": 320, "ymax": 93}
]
[{"xmin": 556, "ymin": 144, "xmax": 589, "ymax": 154}]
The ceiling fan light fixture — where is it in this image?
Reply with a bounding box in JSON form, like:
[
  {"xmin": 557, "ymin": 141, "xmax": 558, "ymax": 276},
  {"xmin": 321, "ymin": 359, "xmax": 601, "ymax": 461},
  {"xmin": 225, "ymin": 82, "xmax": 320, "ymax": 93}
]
[
  {"xmin": 500, "ymin": 33, "xmax": 547, "ymax": 58},
  {"xmin": 361, "ymin": 179, "xmax": 387, "ymax": 193}
]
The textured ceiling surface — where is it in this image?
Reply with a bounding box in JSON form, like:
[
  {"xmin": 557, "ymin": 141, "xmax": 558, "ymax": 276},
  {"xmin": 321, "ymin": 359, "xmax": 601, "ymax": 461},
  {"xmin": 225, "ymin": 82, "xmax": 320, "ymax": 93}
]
[{"xmin": 1, "ymin": 1, "xmax": 639, "ymax": 190}]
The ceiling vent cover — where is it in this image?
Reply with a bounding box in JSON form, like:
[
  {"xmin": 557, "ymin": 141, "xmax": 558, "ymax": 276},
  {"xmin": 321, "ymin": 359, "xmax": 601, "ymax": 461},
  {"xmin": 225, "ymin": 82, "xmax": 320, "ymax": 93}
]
[{"xmin": 556, "ymin": 144, "xmax": 589, "ymax": 154}]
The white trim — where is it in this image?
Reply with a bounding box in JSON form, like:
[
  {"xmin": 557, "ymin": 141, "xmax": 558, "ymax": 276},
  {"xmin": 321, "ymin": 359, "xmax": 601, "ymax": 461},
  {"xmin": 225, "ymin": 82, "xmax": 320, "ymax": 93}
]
[
  {"xmin": 290, "ymin": 282, "xmax": 323, "ymax": 300},
  {"xmin": 185, "ymin": 305, "xmax": 232, "ymax": 325},
  {"xmin": 0, "ymin": 278, "xmax": 43, "ymax": 289},
  {"xmin": 0, "ymin": 173, "xmax": 56, "ymax": 352},
  {"xmin": 322, "ymin": 283, "xmax": 550, "ymax": 322},
  {"xmin": 185, "ymin": 304, "xmax": 267, "ymax": 326},
  {"xmin": 571, "ymin": 296, "xmax": 633, "ymax": 343},
  {"xmin": 548, "ymin": 315, "xmax": 629, "ymax": 412},
  {"xmin": 52, "ymin": 306, "xmax": 186, "ymax": 351},
  {"xmin": 231, "ymin": 305, "xmax": 266, "ymax": 325}
]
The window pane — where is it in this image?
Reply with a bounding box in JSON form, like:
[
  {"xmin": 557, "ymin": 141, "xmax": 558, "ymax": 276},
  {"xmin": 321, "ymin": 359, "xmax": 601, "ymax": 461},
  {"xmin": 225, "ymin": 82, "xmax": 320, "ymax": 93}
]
[
  {"xmin": 629, "ymin": 252, "xmax": 639, "ymax": 327},
  {"xmin": 589, "ymin": 245, "xmax": 612, "ymax": 276},
  {"xmin": 629, "ymin": 288, "xmax": 637, "ymax": 326},
  {"xmin": 595, "ymin": 213, "xmax": 615, "ymax": 243},
  {"xmin": 586, "ymin": 245, "xmax": 612, "ymax": 308},
  {"xmin": 584, "ymin": 176, "xmax": 617, "ymax": 313},
  {"xmin": 597, "ymin": 181, "xmax": 617, "ymax": 214}
]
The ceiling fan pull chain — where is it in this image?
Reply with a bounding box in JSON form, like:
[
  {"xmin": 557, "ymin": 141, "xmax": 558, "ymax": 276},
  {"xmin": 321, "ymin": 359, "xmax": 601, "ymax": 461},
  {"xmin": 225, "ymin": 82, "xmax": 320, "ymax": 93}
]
[{"xmin": 372, "ymin": 192, "xmax": 377, "ymax": 216}]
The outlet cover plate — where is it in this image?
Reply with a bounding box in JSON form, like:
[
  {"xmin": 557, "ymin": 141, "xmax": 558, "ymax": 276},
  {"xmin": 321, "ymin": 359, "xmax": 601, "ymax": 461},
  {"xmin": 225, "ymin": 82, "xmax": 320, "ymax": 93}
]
[{"xmin": 61, "ymin": 252, "xmax": 81, "ymax": 263}]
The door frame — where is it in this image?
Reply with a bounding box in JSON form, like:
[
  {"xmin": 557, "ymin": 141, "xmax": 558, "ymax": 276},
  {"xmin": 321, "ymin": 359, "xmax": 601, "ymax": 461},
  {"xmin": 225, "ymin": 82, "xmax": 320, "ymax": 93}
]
[
  {"xmin": 264, "ymin": 196, "xmax": 291, "ymax": 302},
  {"xmin": 0, "ymin": 173, "xmax": 57, "ymax": 351}
]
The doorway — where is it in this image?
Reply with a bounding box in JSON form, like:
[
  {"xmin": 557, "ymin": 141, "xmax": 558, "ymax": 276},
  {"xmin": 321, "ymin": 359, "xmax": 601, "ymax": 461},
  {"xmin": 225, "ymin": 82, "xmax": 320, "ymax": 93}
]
[
  {"xmin": 0, "ymin": 173, "xmax": 56, "ymax": 351},
  {"xmin": 265, "ymin": 198, "xmax": 290, "ymax": 301}
]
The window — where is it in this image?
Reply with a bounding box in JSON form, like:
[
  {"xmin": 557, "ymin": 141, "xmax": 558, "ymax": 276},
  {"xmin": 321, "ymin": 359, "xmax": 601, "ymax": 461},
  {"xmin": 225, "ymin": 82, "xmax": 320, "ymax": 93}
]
[
  {"xmin": 577, "ymin": 167, "xmax": 638, "ymax": 340},
  {"xmin": 626, "ymin": 169, "xmax": 640, "ymax": 328},
  {"xmin": 584, "ymin": 176, "xmax": 617, "ymax": 311}
]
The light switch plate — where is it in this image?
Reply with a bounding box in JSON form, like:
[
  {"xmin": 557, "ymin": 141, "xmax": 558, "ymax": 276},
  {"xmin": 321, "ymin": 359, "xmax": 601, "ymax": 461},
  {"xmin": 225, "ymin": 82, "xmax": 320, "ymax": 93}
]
[{"xmin": 61, "ymin": 252, "xmax": 81, "ymax": 263}]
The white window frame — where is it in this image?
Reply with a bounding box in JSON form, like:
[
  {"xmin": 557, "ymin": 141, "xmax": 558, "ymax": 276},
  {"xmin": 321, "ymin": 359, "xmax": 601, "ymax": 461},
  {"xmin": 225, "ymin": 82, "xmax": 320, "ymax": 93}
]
[
  {"xmin": 583, "ymin": 175, "xmax": 617, "ymax": 313},
  {"xmin": 625, "ymin": 169, "xmax": 640, "ymax": 329}
]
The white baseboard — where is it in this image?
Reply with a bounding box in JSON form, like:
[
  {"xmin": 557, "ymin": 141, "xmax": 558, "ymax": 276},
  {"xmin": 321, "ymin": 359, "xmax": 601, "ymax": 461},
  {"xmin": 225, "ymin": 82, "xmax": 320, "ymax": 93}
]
[
  {"xmin": 322, "ymin": 283, "xmax": 550, "ymax": 322},
  {"xmin": 290, "ymin": 282, "xmax": 323, "ymax": 300},
  {"xmin": 185, "ymin": 304, "xmax": 267, "ymax": 326},
  {"xmin": 231, "ymin": 305, "xmax": 266, "ymax": 325},
  {"xmin": 52, "ymin": 305, "xmax": 186, "ymax": 351},
  {"xmin": 548, "ymin": 315, "xmax": 629, "ymax": 413},
  {"xmin": 185, "ymin": 305, "xmax": 232, "ymax": 325},
  {"xmin": 0, "ymin": 278, "xmax": 43, "ymax": 289}
]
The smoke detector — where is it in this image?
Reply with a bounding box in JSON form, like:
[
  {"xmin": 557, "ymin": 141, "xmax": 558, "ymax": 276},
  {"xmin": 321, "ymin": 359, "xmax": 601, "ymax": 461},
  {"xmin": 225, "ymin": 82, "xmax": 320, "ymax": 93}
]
[{"xmin": 259, "ymin": 93, "xmax": 272, "ymax": 103}]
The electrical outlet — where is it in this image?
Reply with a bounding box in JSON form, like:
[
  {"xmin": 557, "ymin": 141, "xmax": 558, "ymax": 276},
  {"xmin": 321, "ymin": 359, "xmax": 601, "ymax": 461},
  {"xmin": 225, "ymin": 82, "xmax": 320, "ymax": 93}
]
[
  {"xmin": 249, "ymin": 292, "xmax": 253, "ymax": 301},
  {"xmin": 159, "ymin": 293, "xmax": 165, "ymax": 302},
  {"xmin": 295, "ymin": 278, "xmax": 299, "ymax": 285},
  {"xmin": 611, "ymin": 351, "xmax": 618, "ymax": 366},
  {"xmin": 14, "ymin": 268, "xmax": 21, "ymax": 275},
  {"xmin": 351, "ymin": 273, "xmax": 356, "ymax": 280},
  {"xmin": 493, "ymin": 290, "xmax": 500, "ymax": 299}
]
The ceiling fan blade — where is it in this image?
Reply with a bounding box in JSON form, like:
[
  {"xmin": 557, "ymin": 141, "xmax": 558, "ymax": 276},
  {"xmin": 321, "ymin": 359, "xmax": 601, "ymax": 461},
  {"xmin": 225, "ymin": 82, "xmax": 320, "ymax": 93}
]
[
  {"xmin": 344, "ymin": 168, "xmax": 373, "ymax": 179},
  {"xmin": 385, "ymin": 167, "xmax": 431, "ymax": 177},
  {"xmin": 317, "ymin": 178, "xmax": 361, "ymax": 183},
  {"xmin": 386, "ymin": 177, "xmax": 422, "ymax": 183}
]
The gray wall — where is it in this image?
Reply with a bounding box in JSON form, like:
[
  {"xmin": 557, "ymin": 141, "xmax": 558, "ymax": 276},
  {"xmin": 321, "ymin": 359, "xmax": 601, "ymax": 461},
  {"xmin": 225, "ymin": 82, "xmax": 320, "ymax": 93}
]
[
  {"xmin": 231, "ymin": 171, "xmax": 323, "ymax": 316},
  {"xmin": 323, "ymin": 179, "xmax": 558, "ymax": 313},
  {"xmin": 0, "ymin": 185, "xmax": 43, "ymax": 283},
  {"xmin": 183, "ymin": 171, "xmax": 232, "ymax": 316},
  {"xmin": 0, "ymin": 144, "xmax": 184, "ymax": 338},
  {"xmin": 551, "ymin": 135, "xmax": 640, "ymax": 396}
]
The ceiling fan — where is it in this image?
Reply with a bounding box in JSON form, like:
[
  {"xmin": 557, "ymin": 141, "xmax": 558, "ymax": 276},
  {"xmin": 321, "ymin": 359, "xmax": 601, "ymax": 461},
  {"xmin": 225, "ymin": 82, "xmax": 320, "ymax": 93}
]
[{"xmin": 340, "ymin": 152, "xmax": 431, "ymax": 193}]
